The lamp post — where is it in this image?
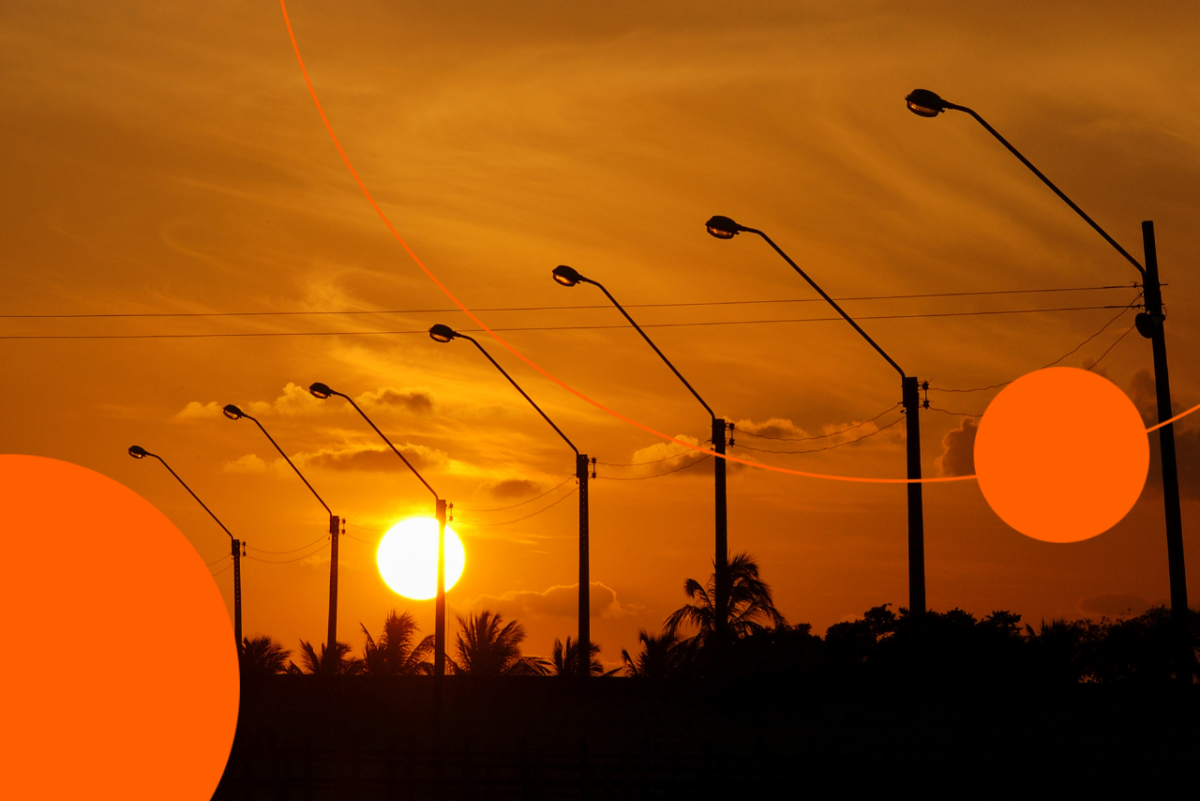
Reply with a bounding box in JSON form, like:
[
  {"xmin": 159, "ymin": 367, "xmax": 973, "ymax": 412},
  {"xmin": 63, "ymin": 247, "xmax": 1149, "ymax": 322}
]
[
  {"xmin": 128, "ymin": 445, "xmax": 244, "ymax": 652},
  {"xmin": 429, "ymin": 323, "xmax": 596, "ymax": 677},
  {"xmin": 550, "ymin": 265, "xmax": 735, "ymax": 639},
  {"xmin": 223, "ymin": 404, "xmax": 343, "ymax": 673},
  {"xmin": 308, "ymin": 382, "xmax": 451, "ymax": 678},
  {"xmin": 905, "ymin": 88, "xmax": 1190, "ymax": 677},
  {"xmin": 705, "ymin": 217, "xmax": 928, "ymax": 617}
]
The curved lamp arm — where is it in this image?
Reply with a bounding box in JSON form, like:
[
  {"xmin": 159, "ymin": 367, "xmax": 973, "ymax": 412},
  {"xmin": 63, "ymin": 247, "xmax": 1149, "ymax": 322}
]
[
  {"xmin": 904, "ymin": 89, "xmax": 1145, "ymax": 277},
  {"xmin": 222, "ymin": 405, "xmax": 333, "ymax": 517},
  {"xmin": 308, "ymin": 383, "xmax": 440, "ymax": 501}
]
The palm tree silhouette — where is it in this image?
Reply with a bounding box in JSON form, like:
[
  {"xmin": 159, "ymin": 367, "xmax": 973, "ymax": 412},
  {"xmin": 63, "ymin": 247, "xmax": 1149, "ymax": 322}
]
[
  {"xmin": 239, "ymin": 635, "xmax": 291, "ymax": 678},
  {"xmin": 621, "ymin": 630, "xmax": 695, "ymax": 678},
  {"xmin": 289, "ymin": 639, "xmax": 364, "ymax": 675},
  {"xmin": 450, "ymin": 610, "xmax": 550, "ymax": 676},
  {"xmin": 551, "ymin": 636, "xmax": 616, "ymax": 676},
  {"xmin": 361, "ymin": 610, "xmax": 434, "ymax": 676},
  {"xmin": 664, "ymin": 552, "xmax": 786, "ymax": 645}
]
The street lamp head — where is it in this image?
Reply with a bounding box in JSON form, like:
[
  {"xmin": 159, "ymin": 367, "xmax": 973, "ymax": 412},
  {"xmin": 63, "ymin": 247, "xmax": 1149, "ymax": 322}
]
[
  {"xmin": 552, "ymin": 265, "xmax": 584, "ymax": 287},
  {"xmin": 428, "ymin": 324, "xmax": 459, "ymax": 343},
  {"xmin": 309, "ymin": 382, "xmax": 336, "ymax": 400},
  {"xmin": 128, "ymin": 445, "xmax": 150, "ymax": 459},
  {"xmin": 222, "ymin": 404, "xmax": 246, "ymax": 421},
  {"xmin": 705, "ymin": 216, "xmax": 742, "ymax": 239},
  {"xmin": 905, "ymin": 89, "xmax": 947, "ymax": 118}
]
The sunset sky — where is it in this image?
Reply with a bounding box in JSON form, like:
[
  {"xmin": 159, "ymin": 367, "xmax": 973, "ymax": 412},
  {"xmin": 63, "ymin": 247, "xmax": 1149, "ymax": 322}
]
[{"xmin": 4, "ymin": 0, "xmax": 1199, "ymax": 670}]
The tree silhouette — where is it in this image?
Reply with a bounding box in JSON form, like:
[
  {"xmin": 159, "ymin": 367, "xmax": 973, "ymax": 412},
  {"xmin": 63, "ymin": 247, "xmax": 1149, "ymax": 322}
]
[
  {"xmin": 664, "ymin": 552, "xmax": 786, "ymax": 645},
  {"xmin": 361, "ymin": 610, "xmax": 433, "ymax": 676},
  {"xmin": 621, "ymin": 630, "xmax": 695, "ymax": 678},
  {"xmin": 450, "ymin": 611, "xmax": 550, "ymax": 676},
  {"xmin": 289, "ymin": 640, "xmax": 364, "ymax": 676},
  {"xmin": 239, "ymin": 634, "xmax": 291, "ymax": 679},
  {"xmin": 551, "ymin": 636, "xmax": 615, "ymax": 677}
]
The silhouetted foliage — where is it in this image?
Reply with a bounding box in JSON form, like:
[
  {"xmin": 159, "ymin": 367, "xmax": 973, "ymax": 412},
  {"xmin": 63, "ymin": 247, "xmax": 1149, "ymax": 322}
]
[
  {"xmin": 716, "ymin": 623, "xmax": 825, "ymax": 681},
  {"xmin": 664, "ymin": 552, "xmax": 786, "ymax": 645},
  {"xmin": 819, "ymin": 604, "xmax": 1199, "ymax": 685},
  {"xmin": 361, "ymin": 610, "xmax": 433, "ymax": 676},
  {"xmin": 240, "ymin": 634, "xmax": 291, "ymax": 680},
  {"xmin": 450, "ymin": 611, "xmax": 550, "ymax": 676},
  {"xmin": 621, "ymin": 630, "xmax": 697, "ymax": 678},
  {"xmin": 289, "ymin": 640, "xmax": 364, "ymax": 676},
  {"xmin": 550, "ymin": 636, "xmax": 615, "ymax": 677}
]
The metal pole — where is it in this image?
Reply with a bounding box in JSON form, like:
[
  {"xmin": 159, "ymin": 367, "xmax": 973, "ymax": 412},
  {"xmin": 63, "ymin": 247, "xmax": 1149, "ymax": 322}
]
[
  {"xmin": 232, "ymin": 538, "xmax": 243, "ymax": 651},
  {"xmin": 549, "ymin": 282, "xmax": 730, "ymax": 646},
  {"xmin": 712, "ymin": 417, "xmax": 729, "ymax": 636},
  {"xmin": 435, "ymin": 498, "xmax": 447, "ymax": 678},
  {"xmin": 577, "ymin": 453, "xmax": 591, "ymax": 677},
  {"xmin": 902, "ymin": 377, "xmax": 926, "ymax": 615},
  {"xmin": 733, "ymin": 230, "xmax": 924, "ymax": 617},
  {"xmin": 1141, "ymin": 222, "xmax": 1191, "ymax": 682},
  {"xmin": 447, "ymin": 333, "xmax": 593, "ymax": 676},
  {"xmin": 326, "ymin": 514, "xmax": 340, "ymax": 673}
]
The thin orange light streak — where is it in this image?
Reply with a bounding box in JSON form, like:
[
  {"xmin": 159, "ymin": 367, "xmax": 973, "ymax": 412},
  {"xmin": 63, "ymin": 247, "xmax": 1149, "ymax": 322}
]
[
  {"xmin": 278, "ymin": 0, "xmax": 977, "ymax": 485},
  {"xmin": 1146, "ymin": 402, "xmax": 1200, "ymax": 433}
]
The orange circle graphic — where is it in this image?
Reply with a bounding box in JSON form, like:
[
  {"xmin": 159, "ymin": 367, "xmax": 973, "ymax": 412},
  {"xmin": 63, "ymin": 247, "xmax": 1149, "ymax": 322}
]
[
  {"xmin": 0, "ymin": 455, "xmax": 239, "ymax": 797},
  {"xmin": 974, "ymin": 367, "xmax": 1149, "ymax": 543}
]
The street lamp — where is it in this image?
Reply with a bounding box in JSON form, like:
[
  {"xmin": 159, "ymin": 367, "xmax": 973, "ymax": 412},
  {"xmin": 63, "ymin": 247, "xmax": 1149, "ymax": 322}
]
[
  {"xmin": 905, "ymin": 88, "xmax": 1190, "ymax": 677},
  {"xmin": 705, "ymin": 217, "xmax": 929, "ymax": 616},
  {"xmin": 429, "ymin": 324, "xmax": 596, "ymax": 677},
  {"xmin": 223, "ymin": 404, "xmax": 344, "ymax": 673},
  {"xmin": 308, "ymin": 382, "xmax": 451, "ymax": 678},
  {"xmin": 550, "ymin": 265, "xmax": 736, "ymax": 639},
  {"xmin": 128, "ymin": 445, "xmax": 245, "ymax": 652}
]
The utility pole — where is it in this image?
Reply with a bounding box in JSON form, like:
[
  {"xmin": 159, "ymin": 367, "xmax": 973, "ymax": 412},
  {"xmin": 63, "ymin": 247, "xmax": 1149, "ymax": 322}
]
[
  {"xmin": 231, "ymin": 536, "xmax": 243, "ymax": 649},
  {"xmin": 712, "ymin": 417, "xmax": 729, "ymax": 634},
  {"xmin": 902, "ymin": 376, "xmax": 926, "ymax": 616},
  {"xmin": 326, "ymin": 514, "xmax": 341, "ymax": 673},
  {"xmin": 1138, "ymin": 222, "xmax": 1191, "ymax": 682},
  {"xmin": 577, "ymin": 453, "xmax": 591, "ymax": 677}
]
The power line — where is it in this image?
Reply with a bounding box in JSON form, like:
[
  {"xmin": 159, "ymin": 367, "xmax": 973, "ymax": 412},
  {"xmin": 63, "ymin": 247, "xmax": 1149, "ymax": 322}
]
[
  {"xmin": 925, "ymin": 320, "xmax": 1139, "ymax": 421},
  {"xmin": 205, "ymin": 555, "xmax": 231, "ymax": 567},
  {"xmin": 0, "ymin": 284, "xmax": 1133, "ymax": 319},
  {"xmin": 928, "ymin": 296, "xmax": 1141, "ymax": 393},
  {"xmin": 246, "ymin": 541, "xmax": 330, "ymax": 564},
  {"xmin": 0, "ymin": 304, "xmax": 1135, "ymax": 340},
  {"xmin": 600, "ymin": 448, "xmax": 712, "ymax": 468},
  {"xmin": 927, "ymin": 407, "xmax": 982, "ymax": 418},
  {"xmin": 597, "ymin": 454, "xmax": 713, "ymax": 481},
  {"xmin": 737, "ymin": 403, "xmax": 902, "ymax": 442},
  {"xmin": 734, "ymin": 415, "xmax": 904, "ymax": 454},
  {"xmin": 210, "ymin": 562, "xmax": 233, "ymax": 577},
  {"xmin": 455, "ymin": 476, "xmax": 574, "ymax": 512},
  {"xmin": 247, "ymin": 535, "xmax": 327, "ymax": 555},
  {"xmin": 1087, "ymin": 323, "xmax": 1137, "ymax": 371},
  {"xmin": 456, "ymin": 486, "xmax": 578, "ymax": 526}
]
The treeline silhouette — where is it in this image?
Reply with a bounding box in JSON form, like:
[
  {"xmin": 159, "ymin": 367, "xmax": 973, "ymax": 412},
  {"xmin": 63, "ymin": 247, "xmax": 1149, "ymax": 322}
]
[{"xmin": 240, "ymin": 554, "xmax": 1198, "ymax": 685}]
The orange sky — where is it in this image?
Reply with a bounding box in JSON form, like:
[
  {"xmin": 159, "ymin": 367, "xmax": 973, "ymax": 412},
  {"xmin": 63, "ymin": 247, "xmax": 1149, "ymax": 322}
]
[{"xmin": 3, "ymin": 0, "xmax": 1199, "ymax": 670}]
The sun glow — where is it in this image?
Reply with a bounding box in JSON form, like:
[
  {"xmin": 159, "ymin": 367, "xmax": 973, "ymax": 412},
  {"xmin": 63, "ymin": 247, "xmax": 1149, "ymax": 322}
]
[{"xmin": 376, "ymin": 517, "xmax": 465, "ymax": 600}]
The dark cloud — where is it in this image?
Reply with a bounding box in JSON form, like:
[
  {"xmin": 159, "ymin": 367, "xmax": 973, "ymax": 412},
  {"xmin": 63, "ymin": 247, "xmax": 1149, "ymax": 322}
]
[
  {"xmin": 936, "ymin": 417, "xmax": 978, "ymax": 477},
  {"xmin": 301, "ymin": 444, "xmax": 447, "ymax": 472},
  {"xmin": 1127, "ymin": 369, "xmax": 1200, "ymax": 500},
  {"xmin": 735, "ymin": 417, "xmax": 810, "ymax": 440},
  {"xmin": 359, "ymin": 387, "xmax": 434, "ymax": 415},
  {"xmin": 1078, "ymin": 592, "xmax": 1153, "ymax": 618},
  {"xmin": 465, "ymin": 583, "xmax": 640, "ymax": 621},
  {"xmin": 485, "ymin": 478, "xmax": 542, "ymax": 500},
  {"xmin": 614, "ymin": 436, "xmax": 715, "ymax": 479}
]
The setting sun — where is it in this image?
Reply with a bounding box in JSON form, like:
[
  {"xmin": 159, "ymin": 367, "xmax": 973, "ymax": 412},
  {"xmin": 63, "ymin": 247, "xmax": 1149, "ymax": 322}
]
[{"xmin": 376, "ymin": 517, "xmax": 466, "ymax": 600}]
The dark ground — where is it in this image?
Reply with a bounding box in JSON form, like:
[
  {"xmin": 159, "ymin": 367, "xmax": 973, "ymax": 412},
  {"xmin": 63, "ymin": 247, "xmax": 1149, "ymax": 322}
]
[{"xmin": 213, "ymin": 677, "xmax": 1198, "ymax": 799}]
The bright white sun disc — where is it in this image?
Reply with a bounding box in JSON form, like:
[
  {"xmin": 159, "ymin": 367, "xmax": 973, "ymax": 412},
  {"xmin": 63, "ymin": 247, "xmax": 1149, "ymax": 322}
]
[{"xmin": 376, "ymin": 517, "xmax": 465, "ymax": 600}]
